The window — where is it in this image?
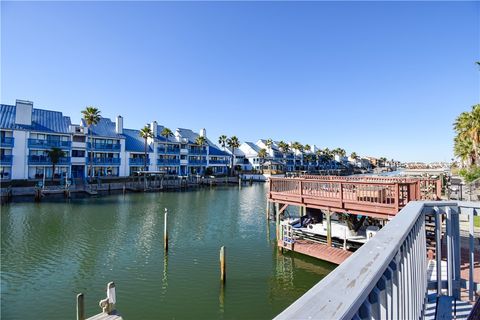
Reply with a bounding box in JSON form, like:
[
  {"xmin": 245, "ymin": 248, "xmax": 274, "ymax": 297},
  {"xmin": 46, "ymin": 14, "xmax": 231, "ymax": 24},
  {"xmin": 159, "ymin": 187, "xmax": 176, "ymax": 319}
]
[
  {"xmin": 73, "ymin": 136, "xmax": 86, "ymax": 142},
  {"xmin": 72, "ymin": 150, "xmax": 85, "ymax": 157}
]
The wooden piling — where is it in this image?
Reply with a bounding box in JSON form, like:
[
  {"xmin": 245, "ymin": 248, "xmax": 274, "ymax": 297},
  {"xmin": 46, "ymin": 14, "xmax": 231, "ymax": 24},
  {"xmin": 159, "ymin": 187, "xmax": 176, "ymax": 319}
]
[
  {"xmin": 326, "ymin": 210, "xmax": 332, "ymax": 247},
  {"xmin": 220, "ymin": 246, "xmax": 226, "ymax": 283},
  {"xmin": 76, "ymin": 293, "xmax": 85, "ymax": 320},
  {"xmin": 164, "ymin": 208, "xmax": 168, "ymax": 252},
  {"xmin": 266, "ymin": 200, "xmax": 270, "ymax": 220}
]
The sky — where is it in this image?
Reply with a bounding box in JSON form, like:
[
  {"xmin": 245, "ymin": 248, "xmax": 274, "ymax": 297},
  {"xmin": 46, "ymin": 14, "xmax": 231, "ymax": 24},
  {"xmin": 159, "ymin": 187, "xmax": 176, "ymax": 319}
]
[{"xmin": 1, "ymin": 1, "xmax": 479, "ymax": 162}]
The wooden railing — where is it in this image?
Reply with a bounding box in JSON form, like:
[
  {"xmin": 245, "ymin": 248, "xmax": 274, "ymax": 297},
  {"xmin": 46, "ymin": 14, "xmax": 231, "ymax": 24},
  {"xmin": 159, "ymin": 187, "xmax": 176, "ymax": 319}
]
[{"xmin": 269, "ymin": 176, "xmax": 441, "ymax": 217}]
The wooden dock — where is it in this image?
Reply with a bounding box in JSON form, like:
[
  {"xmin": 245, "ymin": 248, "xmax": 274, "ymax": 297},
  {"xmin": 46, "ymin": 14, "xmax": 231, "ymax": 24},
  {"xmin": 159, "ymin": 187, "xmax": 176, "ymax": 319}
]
[
  {"xmin": 87, "ymin": 312, "xmax": 123, "ymax": 320},
  {"xmin": 279, "ymin": 240, "xmax": 353, "ymax": 265}
]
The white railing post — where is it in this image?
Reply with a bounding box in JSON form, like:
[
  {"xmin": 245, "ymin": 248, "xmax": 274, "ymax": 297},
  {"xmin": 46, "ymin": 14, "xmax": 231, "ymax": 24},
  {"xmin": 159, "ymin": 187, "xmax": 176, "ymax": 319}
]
[
  {"xmin": 434, "ymin": 206, "xmax": 442, "ymax": 296},
  {"xmin": 469, "ymin": 207, "xmax": 475, "ymax": 302}
]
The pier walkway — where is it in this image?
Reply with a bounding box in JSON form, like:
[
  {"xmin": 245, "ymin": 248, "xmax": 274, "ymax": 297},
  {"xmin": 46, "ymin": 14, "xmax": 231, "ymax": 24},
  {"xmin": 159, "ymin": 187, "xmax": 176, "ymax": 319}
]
[{"xmin": 275, "ymin": 201, "xmax": 479, "ymax": 320}]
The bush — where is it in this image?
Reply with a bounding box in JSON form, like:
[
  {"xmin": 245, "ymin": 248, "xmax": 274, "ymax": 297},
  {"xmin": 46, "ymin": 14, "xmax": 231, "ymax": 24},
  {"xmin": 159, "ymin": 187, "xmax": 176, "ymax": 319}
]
[{"xmin": 458, "ymin": 166, "xmax": 480, "ymax": 183}]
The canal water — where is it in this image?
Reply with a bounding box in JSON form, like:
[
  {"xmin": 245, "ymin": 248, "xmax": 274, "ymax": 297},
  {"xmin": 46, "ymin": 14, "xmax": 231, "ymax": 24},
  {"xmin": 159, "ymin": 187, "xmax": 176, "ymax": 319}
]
[{"xmin": 1, "ymin": 183, "xmax": 334, "ymax": 320}]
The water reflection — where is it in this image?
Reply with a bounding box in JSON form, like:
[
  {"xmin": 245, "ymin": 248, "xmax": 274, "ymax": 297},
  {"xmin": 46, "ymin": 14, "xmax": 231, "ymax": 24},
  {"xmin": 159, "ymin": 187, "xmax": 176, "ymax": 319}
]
[{"xmin": 1, "ymin": 184, "xmax": 334, "ymax": 320}]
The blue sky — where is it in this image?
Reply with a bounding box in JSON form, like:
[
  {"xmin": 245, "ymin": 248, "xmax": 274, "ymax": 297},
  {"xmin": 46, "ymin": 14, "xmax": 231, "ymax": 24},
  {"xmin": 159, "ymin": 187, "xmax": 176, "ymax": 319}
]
[{"xmin": 1, "ymin": 1, "xmax": 479, "ymax": 162}]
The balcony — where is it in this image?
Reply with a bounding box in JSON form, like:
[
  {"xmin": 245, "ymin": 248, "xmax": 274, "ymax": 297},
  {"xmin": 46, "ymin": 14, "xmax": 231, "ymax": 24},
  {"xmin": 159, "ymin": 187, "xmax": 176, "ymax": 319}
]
[
  {"xmin": 86, "ymin": 157, "xmax": 121, "ymax": 165},
  {"xmin": 189, "ymin": 148, "xmax": 207, "ymax": 155},
  {"xmin": 0, "ymin": 137, "xmax": 14, "ymax": 148},
  {"xmin": 209, "ymin": 159, "xmax": 230, "ymax": 165},
  {"xmin": 129, "ymin": 158, "xmax": 150, "ymax": 166},
  {"xmin": 28, "ymin": 139, "xmax": 71, "ymax": 149},
  {"xmin": 157, "ymin": 158, "xmax": 180, "ymax": 165},
  {"xmin": 189, "ymin": 159, "xmax": 207, "ymax": 165},
  {"xmin": 0, "ymin": 155, "xmax": 13, "ymax": 165},
  {"xmin": 157, "ymin": 146, "xmax": 180, "ymax": 154},
  {"xmin": 28, "ymin": 155, "xmax": 71, "ymax": 165},
  {"xmin": 87, "ymin": 142, "xmax": 121, "ymax": 151}
]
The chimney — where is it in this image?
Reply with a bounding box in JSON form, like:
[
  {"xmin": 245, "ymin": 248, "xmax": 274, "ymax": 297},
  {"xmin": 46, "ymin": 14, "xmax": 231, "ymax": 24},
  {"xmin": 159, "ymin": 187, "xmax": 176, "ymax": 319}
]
[
  {"xmin": 200, "ymin": 128, "xmax": 206, "ymax": 137},
  {"xmin": 151, "ymin": 121, "xmax": 158, "ymax": 137},
  {"xmin": 175, "ymin": 128, "xmax": 181, "ymax": 141},
  {"xmin": 116, "ymin": 115, "xmax": 123, "ymax": 134},
  {"xmin": 15, "ymin": 99, "xmax": 33, "ymax": 126}
]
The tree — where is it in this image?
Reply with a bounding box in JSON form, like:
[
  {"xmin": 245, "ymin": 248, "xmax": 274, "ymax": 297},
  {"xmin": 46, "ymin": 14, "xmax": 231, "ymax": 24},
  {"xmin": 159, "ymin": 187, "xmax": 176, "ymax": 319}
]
[
  {"xmin": 195, "ymin": 135, "xmax": 206, "ymax": 147},
  {"xmin": 46, "ymin": 147, "xmax": 65, "ymax": 181},
  {"xmin": 454, "ymin": 104, "xmax": 480, "ymax": 166},
  {"xmin": 304, "ymin": 144, "xmax": 311, "ymax": 152},
  {"xmin": 159, "ymin": 127, "xmax": 174, "ymax": 168},
  {"xmin": 278, "ymin": 141, "xmax": 290, "ymax": 170},
  {"xmin": 81, "ymin": 106, "xmax": 101, "ymax": 182},
  {"xmin": 350, "ymin": 152, "xmax": 358, "ymax": 160},
  {"xmin": 227, "ymin": 136, "xmax": 240, "ymax": 176},
  {"xmin": 258, "ymin": 148, "xmax": 267, "ymax": 173},
  {"xmin": 139, "ymin": 125, "xmax": 153, "ymax": 171},
  {"xmin": 266, "ymin": 139, "xmax": 273, "ymax": 154},
  {"xmin": 454, "ymin": 135, "xmax": 475, "ymax": 167},
  {"xmin": 218, "ymin": 135, "xmax": 228, "ymax": 151}
]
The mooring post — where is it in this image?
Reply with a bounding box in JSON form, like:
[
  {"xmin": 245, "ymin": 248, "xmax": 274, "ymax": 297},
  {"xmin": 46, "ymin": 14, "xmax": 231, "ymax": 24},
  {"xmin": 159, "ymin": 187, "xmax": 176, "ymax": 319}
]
[
  {"xmin": 326, "ymin": 210, "xmax": 332, "ymax": 247},
  {"xmin": 266, "ymin": 200, "xmax": 270, "ymax": 220},
  {"xmin": 220, "ymin": 246, "xmax": 226, "ymax": 283},
  {"xmin": 164, "ymin": 208, "xmax": 168, "ymax": 252},
  {"xmin": 76, "ymin": 293, "xmax": 85, "ymax": 320},
  {"xmin": 275, "ymin": 203, "xmax": 280, "ymax": 241}
]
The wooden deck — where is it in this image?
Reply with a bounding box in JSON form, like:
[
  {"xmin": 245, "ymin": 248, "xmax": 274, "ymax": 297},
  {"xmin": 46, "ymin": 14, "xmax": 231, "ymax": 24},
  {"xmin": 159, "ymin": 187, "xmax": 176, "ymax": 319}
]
[
  {"xmin": 87, "ymin": 312, "xmax": 123, "ymax": 320},
  {"xmin": 279, "ymin": 239, "xmax": 353, "ymax": 265},
  {"xmin": 269, "ymin": 176, "xmax": 441, "ymax": 219}
]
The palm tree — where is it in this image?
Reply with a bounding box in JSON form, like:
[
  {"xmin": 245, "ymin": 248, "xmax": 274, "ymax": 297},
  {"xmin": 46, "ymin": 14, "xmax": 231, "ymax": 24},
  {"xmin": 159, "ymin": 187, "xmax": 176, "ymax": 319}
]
[
  {"xmin": 160, "ymin": 127, "xmax": 174, "ymax": 168},
  {"xmin": 46, "ymin": 147, "xmax": 65, "ymax": 181},
  {"xmin": 227, "ymin": 136, "xmax": 240, "ymax": 176},
  {"xmin": 218, "ymin": 135, "xmax": 228, "ymax": 151},
  {"xmin": 258, "ymin": 148, "xmax": 267, "ymax": 173},
  {"xmin": 139, "ymin": 125, "xmax": 153, "ymax": 171},
  {"xmin": 454, "ymin": 135, "xmax": 475, "ymax": 167},
  {"xmin": 81, "ymin": 106, "xmax": 101, "ymax": 182},
  {"xmin": 350, "ymin": 152, "xmax": 358, "ymax": 160},
  {"xmin": 266, "ymin": 139, "xmax": 273, "ymax": 155},
  {"xmin": 195, "ymin": 135, "xmax": 206, "ymax": 148},
  {"xmin": 454, "ymin": 104, "xmax": 480, "ymax": 165},
  {"xmin": 304, "ymin": 144, "xmax": 311, "ymax": 153},
  {"xmin": 277, "ymin": 141, "xmax": 290, "ymax": 170}
]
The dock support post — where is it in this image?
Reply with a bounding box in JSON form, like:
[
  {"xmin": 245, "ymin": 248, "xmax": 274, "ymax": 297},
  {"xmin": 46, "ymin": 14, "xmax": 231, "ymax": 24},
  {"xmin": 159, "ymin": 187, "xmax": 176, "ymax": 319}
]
[
  {"xmin": 220, "ymin": 246, "xmax": 226, "ymax": 283},
  {"xmin": 266, "ymin": 201, "xmax": 270, "ymax": 220},
  {"xmin": 326, "ymin": 210, "xmax": 332, "ymax": 247},
  {"xmin": 164, "ymin": 208, "xmax": 168, "ymax": 252},
  {"xmin": 275, "ymin": 203, "xmax": 280, "ymax": 241},
  {"xmin": 76, "ymin": 293, "xmax": 85, "ymax": 320},
  {"xmin": 343, "ymin": 226, "xmax": 347, "ymax": 250}
]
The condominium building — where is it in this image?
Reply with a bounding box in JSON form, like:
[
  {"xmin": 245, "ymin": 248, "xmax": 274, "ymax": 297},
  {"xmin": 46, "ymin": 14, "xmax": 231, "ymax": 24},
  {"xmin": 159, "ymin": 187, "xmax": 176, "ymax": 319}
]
[{"xmin": 0, "ymin": 100, "xmax": 230, "ymax": 180}]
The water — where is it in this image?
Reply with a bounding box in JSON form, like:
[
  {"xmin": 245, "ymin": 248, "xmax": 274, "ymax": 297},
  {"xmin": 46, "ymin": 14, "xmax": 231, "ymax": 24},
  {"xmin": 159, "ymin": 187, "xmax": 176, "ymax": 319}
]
[{"xmin": 1, "ymin": 184, "xmax": 334, "ymax": 319}]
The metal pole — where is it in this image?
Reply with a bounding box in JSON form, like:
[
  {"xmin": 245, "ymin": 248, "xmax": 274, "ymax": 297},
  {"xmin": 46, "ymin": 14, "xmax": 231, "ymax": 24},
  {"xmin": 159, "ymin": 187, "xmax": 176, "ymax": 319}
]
[
  {"xmin": 469, "ymin": 208, "xmax": 475, "ymax": 302},
  {"xmin": 76, "ymin": 293, "xmax": 85, "ymax": 320}
]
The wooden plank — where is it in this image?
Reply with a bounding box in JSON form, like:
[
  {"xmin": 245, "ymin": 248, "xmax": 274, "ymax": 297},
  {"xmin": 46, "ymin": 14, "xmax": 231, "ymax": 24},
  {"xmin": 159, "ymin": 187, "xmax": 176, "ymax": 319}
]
[{"xmin": 282, "ymin": 239, "xmax": 353, "ymax": 265}]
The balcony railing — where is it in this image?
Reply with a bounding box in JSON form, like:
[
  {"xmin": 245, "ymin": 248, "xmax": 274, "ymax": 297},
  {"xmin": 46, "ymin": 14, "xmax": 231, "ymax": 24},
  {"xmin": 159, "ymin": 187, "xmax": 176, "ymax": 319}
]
[
  {"xmin": 0, "ymin": 155, "xmax": 13, "ymax": 165},
  {"xmin": 28, "ymin": 155, "xmax": 71, "ymax": 165},
  {"xmin": 87, "ymin": 142, "xmax": 121, "ymax": 151},
  {"xmin": 129, "ymin": 158, "xmax": 150, "ymax": 166},
  {"xmin": 157, "ymin": 147, "xmax": 180, "ymax": 154},
  {"xmin": 86, "ymin": 157, "xmax": 121, "ymax": 165},
  {"xmin": 275, "ymin": 201, "xmax": 479, "ymax": 319},
  {"xmin": 189, "ymin": 148, "xmax": 207, "ymax": 155},
  {"xmin": 189, "ymin": 159, "xmax": 207, "ymax": 165},
  {"xmin": 28, "ymin": 139, "xmax": 71, "ymax": 149},
  {"xmin": 0, "ymin": 137, "xmax": 14, "ymax": 148},
  {"xmin": 209, "ymin": 159, "xmax": 230, "ymax": 165},
  {"xmin": 157, "ymin": 158, "xmax": 180, "ymax": 165}
]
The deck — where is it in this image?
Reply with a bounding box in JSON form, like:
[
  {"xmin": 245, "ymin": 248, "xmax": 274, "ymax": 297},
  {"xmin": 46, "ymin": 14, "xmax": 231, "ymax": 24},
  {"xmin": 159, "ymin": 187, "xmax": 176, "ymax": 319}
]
[
  {"xmin": 269, "ymin": 175, "xmax": 441, "ymax": 219},
  {"xmin": 280, "ymin": 239, "xmax": 352, "ymax": 265}
]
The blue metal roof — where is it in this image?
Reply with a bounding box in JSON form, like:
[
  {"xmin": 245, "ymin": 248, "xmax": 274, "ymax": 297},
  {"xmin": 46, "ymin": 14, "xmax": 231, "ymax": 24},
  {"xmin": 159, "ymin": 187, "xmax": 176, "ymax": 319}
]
[
  {"xmin": 209, "ymin": 145, "xmax": 230, "ymax": 156},
  {"xmin": 81, "ymin": 117, "xmax": 123, "ymax": 138},
  {"xmin": 123, "ymin": 128, "xmax": 152, "ymax": 152},
  {"xmin": 0, "ymin": 104, "xmax": 72, "ymax": 133}
]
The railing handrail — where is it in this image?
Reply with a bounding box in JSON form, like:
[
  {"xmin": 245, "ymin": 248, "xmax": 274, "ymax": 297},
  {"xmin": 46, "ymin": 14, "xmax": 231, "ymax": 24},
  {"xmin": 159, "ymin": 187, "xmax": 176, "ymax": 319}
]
[{"xmin": 275, "ymin": 201, "xmax": 479, "ymax": 320}]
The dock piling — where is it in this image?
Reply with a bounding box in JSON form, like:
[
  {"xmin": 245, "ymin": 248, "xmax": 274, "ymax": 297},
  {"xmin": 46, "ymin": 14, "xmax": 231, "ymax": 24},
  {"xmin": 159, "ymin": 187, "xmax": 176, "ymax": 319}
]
[
  {"xmin": 164, "ymin": 208, "xmax": 168, "ymax": 252},
  {"xmin": 76, "ymin": 293, "xmax": 85, "ymax": 320},
  {"xmin": 326, "ymin": 210, "xmax": 332, "ymax": 247},
  {"xmin": 220, "ymin": 246, "xmax": 226, "ymax": 283}
]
